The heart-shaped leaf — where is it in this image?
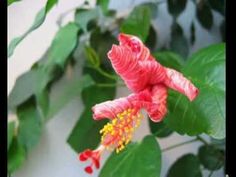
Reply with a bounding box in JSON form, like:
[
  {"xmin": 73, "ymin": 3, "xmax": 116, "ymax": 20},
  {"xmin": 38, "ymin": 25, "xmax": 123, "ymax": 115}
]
[
  {"xmin": 45, "ymin": 23, "xmax": 79, "ymax": 69},
  {"xmin": 196, "ymin": 1, "xmax": 213, "ymax": 30},
  {"xmin": 167, "ymin": 0, "xmax": 187, "ymax": 17},
  {"xmin": 167, "ymin": 154, "xmax": 202, "ymax": 177},
  {"xmin": 153, "ymin": 51, "xmax": 185, "ymax": 71},
  {"xmin": 121, "ymin": 5, "xmax": 151, "ymax": 42},
  {"xmin": 165, "ymin": 43, "xmax": 225, "ymax": 139},
  {"xmin": 198, "ymin": 145, "xmax": 225, "ymax": 170},
  {"xmin": 8, "ymin": 70, "xmax": 38, "ymax": 108},
  {"xmin": 99, "ymin": 135, "xmax": 161, "ymax": 177},
  {"xmin": 75, "ymin": 8, "xmax": 99, "ymax": 32},
  {"xmin": 67, "ymin": 66, "xmax": 116, "ymax": 152}
]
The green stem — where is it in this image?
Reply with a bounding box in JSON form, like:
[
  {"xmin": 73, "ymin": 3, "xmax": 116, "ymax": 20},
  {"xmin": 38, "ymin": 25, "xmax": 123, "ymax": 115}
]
[
  {"xmin": 95, "ymin": 67, "xmax": 118, "ymax": 80},
  {"xmin": 96, "ymin": 83, "xmax": 126, "ymax": 87},
  {"xmin": 196, "ymin": 135, "xmax": 209, "ymax": 146},
  {"xmin": 162, "ymin": 138, "xmax": 198, "ymax": 152}
]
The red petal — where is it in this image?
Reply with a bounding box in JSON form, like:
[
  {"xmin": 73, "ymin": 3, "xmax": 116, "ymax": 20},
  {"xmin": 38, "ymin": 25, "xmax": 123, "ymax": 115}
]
[
  {"xmin": 92, "ymin": 157, "xmax": 100, "ymax": 169},
  {"xmin": 79, "ymin": 153, "xmax": 87, "ymax": 161},
  {"xmin": 84, "ymin": 149, "xmax": 92, "ymax": 157},
  {"xmin": 84, "ymin": 166, "xmax": 93, "ymax": 174}
]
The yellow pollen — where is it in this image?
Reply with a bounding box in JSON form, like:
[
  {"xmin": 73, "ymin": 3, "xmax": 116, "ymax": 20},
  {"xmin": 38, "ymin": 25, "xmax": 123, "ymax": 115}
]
[{"xmin": 99, "ymin": 109, "xmax": 143, "ymax": 154}]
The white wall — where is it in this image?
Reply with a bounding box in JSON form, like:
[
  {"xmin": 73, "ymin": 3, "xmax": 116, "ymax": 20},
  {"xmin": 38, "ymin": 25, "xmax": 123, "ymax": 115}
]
[{"xmin": 8, "ymin": 0, "xmax": 224, "ymax": 176}]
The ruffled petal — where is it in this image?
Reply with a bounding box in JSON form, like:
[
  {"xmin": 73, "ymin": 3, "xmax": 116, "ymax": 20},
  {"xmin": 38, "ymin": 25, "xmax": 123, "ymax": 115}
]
[
  {"xmin": 164, "ymin": 68, "xmax": 199, "ymax": 101},
  {"xmin": 145, "ymin": 84, "xmax": 168, "ymax": 122},
  {"xmin": 107, "ymin": 45, "xmax": 149, "ymax": 92}
]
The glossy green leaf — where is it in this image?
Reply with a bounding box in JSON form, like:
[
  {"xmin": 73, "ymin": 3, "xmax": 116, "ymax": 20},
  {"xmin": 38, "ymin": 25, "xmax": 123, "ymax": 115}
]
[
  {"xmin": 46, "ymin": 75, "xmax": 95, "ymax": 119},
  {"xmin": 90, "ymin": 29, "xmax": 117, "ymax": 70},
  {"xmin": 8, "ymin": 138, "xmax": 26, "ymax": 174},
  {"xmin": 99, "ymin": 135, "xmax": 161, "ymax": 177},
  {"xmin": 8, "ymin": 0, "xmax": 21, "ymax": 6},
  {"xmin": 84, "ymin": 46, "xmax": 100, "ymax": 67},
  {"xmin": 208, "ymin": 0, "xmax": 225, "ymax": 15},
  {"xmin": 198, "ymin": 145, "xmax": 224, "ymax": 170},
  {"xmin": 8, "ymin": 0, "xmax": 58, "ymax": 58},
  {"xmin": 46, "ymin": 0, "xmax": 58, "ymax": 12},
  {"xmin": 170, "ymin": 21, "xmax": 189, "ymax": 58},
  {"xmin": 8, "ymin": 122, "xmax": 15, "ymax": 151},
  {"xmin": 148, "ymin": 119, "xmax": 173, "ymax": 138},
  {"xmin": 196, "ymin": 1, "xmax": 213, "ymax": 30},
  {"xmin": 167, "ymin": 0, "xmax": 187, "ymax": 17},
  {"xmin": 165, "ymin": 43, "xmax": 225, "ymax": 139},
  {"xmin": 121, "ymin": 5, "xmax": 151, "ymax": 42},
  {"xmin": 17, "ymin": 99, "xmax": 43, "ymax": 151},
  {"xmin": 8, "ymin": 70, "xmax": 37, "ymax": 108},
  {"xmin": 67, "ymin": 107, "xmax": 108, "ymax": 153},
  {"xmin": 81, "ymin": 66, "xmax": 116, "ymax": 107},
  {"xmin": 67, "ymin": 66, "xmax": 116, "ymax": 152},
  {"xmin": 45, "ymin": 23, "xmax": 79, "ymax": 68},
  {"xmin": 75, "ymin": 8, "xmax": 99, "ymax": 32},
  {"xmin": 97, "ymin": 0, "xmax": 110, "ymax": 15},
  {"xmin": 153, "ymin": 51, "xmax": 185, "ymax": 71},
  {"xmin": 167, "ymin": 154, "xmax": 202, "ymax": 177}
]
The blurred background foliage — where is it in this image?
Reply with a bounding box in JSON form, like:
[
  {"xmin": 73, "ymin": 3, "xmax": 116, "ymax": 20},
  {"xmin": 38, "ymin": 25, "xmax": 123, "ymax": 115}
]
[{"xmin": 8, "ymin": 0, "xmax": 225, "ymax": 176}]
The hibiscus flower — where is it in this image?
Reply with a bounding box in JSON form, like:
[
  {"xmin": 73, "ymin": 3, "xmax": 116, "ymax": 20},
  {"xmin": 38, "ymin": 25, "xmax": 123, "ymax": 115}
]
[{"xmin": 78, "ymin": 33, "xmax": 199, "ymax": 174}]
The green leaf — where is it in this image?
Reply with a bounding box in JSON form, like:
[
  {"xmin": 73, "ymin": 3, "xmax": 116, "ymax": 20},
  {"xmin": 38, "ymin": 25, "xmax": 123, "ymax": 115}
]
[
  {"xmin": 165, "ymin": 43, "xmax": 225, "ymax": 139},
  {"xmin": 140, "ymin": 2, "xmax": 158, "ymax": 19},
  {"xmin": 35, "ymin": 89, "xmax": 49, "ymax": 118},
  {"xmin": 67, "ymin": 66, "xmax": 116, "ymax": 152},
  {"xmin": 196, "ymin": 1, "xmax": 213, "ymax": 30},
  {"xmin": 46, "ymin": 0, "xmax": 58, "ymax": 12},
  {"xmin": 8, "ymin": 138, "xmax": 26, "ymax": 174},
  {"xmin": 8, "ymin": 70, "xmax": 38, "ymax": 108},
  {"xmin": 167, "ymin": 154, "xmax": 202, "ymax": 177},
  {"xmin": 167, "ymin": 0, "xmax": 187, "ymax": 17},
  {"xmin": 84, "ymin": 46, "xmax": 100, "ymax": 67},
  {"xmin": 153, "ymin": 51, "xmax": 185, "ymax": 71},
  {"xmin": 198, "ymin": 145, "xmax": 224, "ymax": 171},
  {"xmin": 67, "ymin": 107, "xmax": 108, "ymax": 153},
  {"xmin": 75, "ymin": 8, "xmax": 99, "ymax": 32},
  {"xmin": 145, "ymin": 25, "xmax": 157, "ymax": 50},
  {"xmin": 190, "ymin": 21, "xmax": 196, "ymax": 45},
  {"xmin": 208, "ymin": 0, "xmax": 225, "ymax": 15},
  {"xmin": 90, "ymin": 29, "xmax": 117, "ymax": 70},
  {"xmin": 46, "ymin": 75, "xmax": 95, "ymax": 119},
  {"xmin": 8, "ymin": 0, "xmax": 21, "ymax": 6},
  {"xmin": 99, "ymin": 135, "xmax": 161, "ymax": 177},
  {"xmin": 170, "ymin": 21, "xmax": 189, "ymax": 58},
  {"xmin": 17, "ymin": 98, "xmax": 43, "ymax": 151},
  {"xmin": 8, "ymin": 0, "xmax": 58, "ymax": 58},
  {"xmin": 97, "ymin": 0, "xmax": 110, "ymax": 15},
  {"xmin": 81, "ymin": 66, "xmax": 116, "ymax": 107},
  {"xmin": 45, "ymin": 23, "xmax": 80, "ymax": 68},
  {"xmin": 120, "ymin": 5, "xmax": 151, "ymax": 42},
  {"xmin": 8, "ymin": 122, "xmax": 15, "ymax": 151},
  {"xmin": 211, "ymin": 138, "xmax": 225, "ymax": 151},
  {"xmin": 148, "ymin": 119, "xmax": 173, "ymax": 138}
]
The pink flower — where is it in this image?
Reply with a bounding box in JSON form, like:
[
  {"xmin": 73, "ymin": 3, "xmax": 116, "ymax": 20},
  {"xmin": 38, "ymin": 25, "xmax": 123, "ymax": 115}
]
[{"xmin": 79, "ymin": 33, "xmax": 199, "ymax": 174}]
